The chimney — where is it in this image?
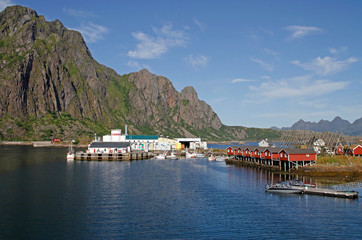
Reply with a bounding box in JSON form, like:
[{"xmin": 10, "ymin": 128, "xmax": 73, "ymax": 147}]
[{"xmin": 125, "ymin": 125, "xmax": 128, "ymax": 135}]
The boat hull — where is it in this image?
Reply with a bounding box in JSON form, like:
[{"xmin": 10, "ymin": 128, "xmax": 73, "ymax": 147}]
[{"xmin": 265, "ymin": 187, "xmax": 302, "ymax": 194}]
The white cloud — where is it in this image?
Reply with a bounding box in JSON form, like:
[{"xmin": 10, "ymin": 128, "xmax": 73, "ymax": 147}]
[
  {"xmin": 250, "ymin": 57, "xmax": 274, "ymax": 71},
  {"xmin": 63, "ymin": 8, "xmax": 96, "ymax": 18},
  {"xmin": 329, "ymin": 46, "xmax": 347, "ymax": 55},
  {"xmin": 127, "ymin": 60, "xmax": 151, "ymax": 71},
  {"xmin": 185, "ymin": 54, "xmax": 209, "ymax": 69},
  {"xmin": 248, "ymin": 75, "xmax": 349, "ymax": 101},
  {"xmin": 231, "ymin": 78, "xmax": 253, "ymax": 83},
  {"xmin": 194, "ymin": 18, "xmax": 207, "ymax": 31},
  {"xmin": 264, "ymin": 48, "xmax": 280, "ymax": 61},
  {"xmin": 292, "ymin": 56, "xmax": 358, "ymax": 76},
  {"xmin": 258, "ymin": 27, "xmax": 274, "ymax": 36},
  {"xmin": 0, "ymin": 0, "xmax": 13, "ymax": 11},
  {"xmin": 128, "ymin": 23, "xmax": 188, "ymax": 59},
  {"xmin": 72, "ymin": 22, "xmax": 108, "ymax": 43},
  {"xmin": 285, "ymin": 25, "xmax": 322, "ymax": 39}
]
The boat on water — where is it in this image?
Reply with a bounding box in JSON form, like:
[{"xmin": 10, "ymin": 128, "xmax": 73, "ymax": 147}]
[
  {"xmin": 186, "ymin": 151, "xmax": 196, "ymax": 158},
  {"xmin": 286, "ymin": 179, "xmax": 315, "ymax": 189},
  {"xmin": 154, "ymin": 152, "xmax": 167, "ymax": 160},
  {"xmin": 167, "ymin": 151, "xmax": 178, "ymax": 160},
  {"xmin": 208, "ymin": 154, "xmax": 216, "ymax": 161},
  {"xmin": 215, "ymin": 156, "xmax": 224, "ymax": 161},
  {"xmin": 265, "ymin": 182, "xmax": 303, "ymax": 194},
  {"xmin": 195, "ymin": 153, "xmax": 205, "ymax": 158},
  {"xmin": 66, "ymin": 140, "xmax": 75, "ymax": 161}
]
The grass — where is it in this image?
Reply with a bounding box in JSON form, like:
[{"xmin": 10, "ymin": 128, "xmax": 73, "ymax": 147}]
[{"xmin": 317, "ymin": 155, "xmax": 362, "ymax": 167}]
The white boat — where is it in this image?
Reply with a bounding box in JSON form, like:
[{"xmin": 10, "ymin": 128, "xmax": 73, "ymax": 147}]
[
  {"xmin": 195, "ymin": 153, "xmax": 205, "ymax": 158},
  {"xmin": 66, "ymin": 140, "xmax": 75, "ymax": 161},
  {"xmin": 208, "ymin": 155, "xmax": 216, "ymax": 161},
  {"xmin": 215, "ymin": 156, "xmax": 224, "ymax": 161},
  {"xmin": 154, "ymin": 152, "xmax": 167, "ymax": 160},
  {"xmin": 167, "ymin": 151, "xmax": 178, "ymax": 160},
  {"xmin": 286, "ymin": 179, "xmax": 315, "ymax": 189},
  {"xmin": 186, "ymin": 151, "xmax": 196, "ymax": 158},
  {"xmin": 265, "ymin": 182, "xmax": 303, "ymax": 194}
]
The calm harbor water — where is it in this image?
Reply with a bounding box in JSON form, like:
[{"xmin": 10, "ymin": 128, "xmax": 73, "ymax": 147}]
[{"xmin": 0, "ymin": 145, "xmax": 361, "ymax": 239}]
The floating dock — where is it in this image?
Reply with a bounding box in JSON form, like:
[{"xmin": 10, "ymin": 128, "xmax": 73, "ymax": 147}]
[
  {"xmin": 303, "ymin": 188, "xmax": 359, "ymax": 199},
  {"xmin": 75, "ymin": 151, "xmax": 154, "ymax": 161}
]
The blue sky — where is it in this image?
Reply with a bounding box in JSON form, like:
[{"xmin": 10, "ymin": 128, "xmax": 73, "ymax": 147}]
[{"xmin": 1, "ymin": 0, "xmax": 362, "ymax": 128}]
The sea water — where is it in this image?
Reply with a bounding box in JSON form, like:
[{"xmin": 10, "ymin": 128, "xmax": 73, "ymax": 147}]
[{"xmin": 0, "ymin": 145, "xmax": 361, "ymax": 239}]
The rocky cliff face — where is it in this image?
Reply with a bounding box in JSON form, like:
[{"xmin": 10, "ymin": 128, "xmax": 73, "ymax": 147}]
[{"xmin": 0, "ymin": 6, "xmax": 226, "ymax": 140}]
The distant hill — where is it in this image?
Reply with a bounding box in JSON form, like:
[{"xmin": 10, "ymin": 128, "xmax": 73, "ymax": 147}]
[{"xmin": 277, "ymin": 116, "xmax": 362, "ymax": 136}]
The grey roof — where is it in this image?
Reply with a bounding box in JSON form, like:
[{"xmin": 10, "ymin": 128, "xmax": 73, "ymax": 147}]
[
  {"xmin": 89, "ymin": 142, "xmax": 130, "ymax": 148},
  {"xmin": 282, "ymin": 148, "xmax": 316, "ymax": 154},
  {"xmin": 232, "ymin": 146, "xmax": 316, "ymax": 154}
]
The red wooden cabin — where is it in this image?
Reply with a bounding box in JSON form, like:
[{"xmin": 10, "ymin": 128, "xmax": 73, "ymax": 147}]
[
  {"xmin": 252, "ymin": 147, "xmax": 261, "ymax": 158},
  {"xmin": 283, "ymin": 148, "xmax": 317, "ymax": 161},
  {"xmin": 262, "ymin": 148, "xmax": 272, "ymax": 159},
  {"xmin": 226, "ymin": 146, "xmax": 234, "ymax": 155},
  {"xmin": 334, "ymin": 143, "xmax": 344, "ymax": 155},
  {"xmin": 353, "ymin": 145, "xmax": 362, "ymax": 156},
  {"xmin": 244, "ymin": 147, "xmax": 251, "ymax": 157}
]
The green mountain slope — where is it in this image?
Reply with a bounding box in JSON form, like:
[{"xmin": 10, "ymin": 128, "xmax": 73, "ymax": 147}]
[{"xmin": 0, "ymin": 5, "xmax": 281, "ymax": 142}]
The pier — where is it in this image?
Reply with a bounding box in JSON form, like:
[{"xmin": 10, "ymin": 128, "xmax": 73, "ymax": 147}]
[
  {"xmin": 75, "ymin": 151, "xmax": 154, "ymax": 161},
  {"xmin": 302, "ymin": 188, "xmax": 359, "ymax": 199}
]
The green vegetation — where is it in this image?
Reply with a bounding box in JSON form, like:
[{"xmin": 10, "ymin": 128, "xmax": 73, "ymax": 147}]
[
  {"xmin": 317, "ymin": 155, "xmax": 361, "ymax": 166},
  {"xmin": 181, "ymin": 99, "xmax": 189, "ymax": 106}
]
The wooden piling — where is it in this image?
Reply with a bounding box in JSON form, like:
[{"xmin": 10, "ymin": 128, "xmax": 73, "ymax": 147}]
[{"xmin": 75, "ymin": 151, "xmax": 154, "ymax": 161}]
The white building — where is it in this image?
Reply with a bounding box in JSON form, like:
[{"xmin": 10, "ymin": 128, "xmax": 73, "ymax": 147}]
[
  {"xmin": 258, "ymin": 139, "xmax": 270, "ymax": 147},
  {"xmin": 90, "ymin": 128, "xmax": 208, "ymax": 152}
]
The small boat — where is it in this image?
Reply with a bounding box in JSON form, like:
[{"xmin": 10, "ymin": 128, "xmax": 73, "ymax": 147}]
[
  {"xmin": 208, "ymin": 155, "xmax": 216, "ymax": 161},
  {"xmin": 167, "ymin": 151, "xmax": 178, "ymax": 160},
  {"xmin": 66, "ymin": 140, "xmax": 75, "ymax": 161},
  {"xmin": 186, "ymin": 151, "xmax": 196, "ymax": 158},
  {"xmin": 195, "ymin": 153, "xmax": 205, "ymax": 158},
  {"xmin": 215, "ymin": 156, "xmax": 224, "ymax": 162},
  {"xmin": 154, "ymin": 152, "xmax": 167, "ymax": 160},
  {"xmin": 265, "ymin": 182, "xmax": 303, "ymax": 194},
  {"xmin": 286, "ymin": 179, "xmax": 315, "ymax": 189}
]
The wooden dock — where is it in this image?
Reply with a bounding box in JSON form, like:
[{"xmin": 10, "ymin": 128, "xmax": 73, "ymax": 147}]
[
  {"xmin": 303, "ymin": 188, "xmax": 359, "ymax": 199},
  {"xmin": 75, "ymin": 151, "xmax": 154, "ymax": 161}
]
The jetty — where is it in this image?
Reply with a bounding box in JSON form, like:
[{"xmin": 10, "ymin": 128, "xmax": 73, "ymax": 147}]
[{"xmin": 302, "ymin": 187, "xmax": 359, "ymax": 199}]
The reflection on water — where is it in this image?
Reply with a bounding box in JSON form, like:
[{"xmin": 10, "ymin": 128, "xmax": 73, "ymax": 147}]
[
  {"xmin": 0, "ymin": 146, "xmax": 361, "ymax": 239},
  {"xmin": 0, "ymin": 145, "xmax": 68, "ymax": 172}
]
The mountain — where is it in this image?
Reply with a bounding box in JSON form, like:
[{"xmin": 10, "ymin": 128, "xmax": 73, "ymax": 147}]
[
  {"xmin": 1, "ymin": 5, "xmax": 280, "ymax": 141},
  {"xmin": 281, "ymin": 117, "xmax": 362, "ymax": 136}
]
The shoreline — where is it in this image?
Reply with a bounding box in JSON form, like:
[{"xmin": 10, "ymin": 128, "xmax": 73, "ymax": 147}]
[{"xmin": 2, "ymin": 141, "xmax": 361, "ymax": 183}]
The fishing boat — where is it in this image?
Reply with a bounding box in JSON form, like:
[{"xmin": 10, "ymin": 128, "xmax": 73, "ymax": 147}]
[
  {"xmin": 265, "ymin": 182, "xmax": 303, "ymax": 194},
  {"xmin": 154, "ymin": 152, "xmax": 167, "ymax": 160},
  {"xmin": 66, "ymin": 140, "xmax": 75, "ymax": 161},
  {"xmin": 167, "ymin": 151, "xmax": 178, "ymax": 160},
  {"xmin": 186, "ymin": 151, "xmax": 196, "ymax": 158},
  {"xmin": 215, "ymin": 156, "xmax": 224, "ymax": 162},
  {"xmin": 208, "ymin": 154, "xmax": 216, "ymax": 161}
]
